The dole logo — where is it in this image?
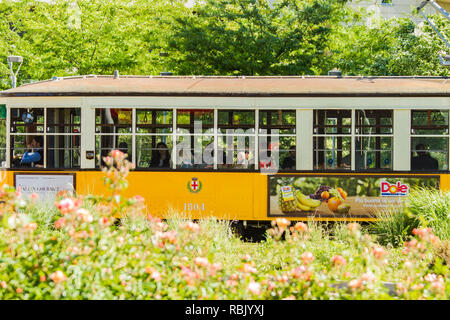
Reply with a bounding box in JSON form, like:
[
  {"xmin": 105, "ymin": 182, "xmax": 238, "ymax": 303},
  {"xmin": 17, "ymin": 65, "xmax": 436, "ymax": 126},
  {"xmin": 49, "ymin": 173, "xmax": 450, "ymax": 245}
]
[{"xmin": 380, "ymin": 181, "xmax": 409, "ymax": 196}]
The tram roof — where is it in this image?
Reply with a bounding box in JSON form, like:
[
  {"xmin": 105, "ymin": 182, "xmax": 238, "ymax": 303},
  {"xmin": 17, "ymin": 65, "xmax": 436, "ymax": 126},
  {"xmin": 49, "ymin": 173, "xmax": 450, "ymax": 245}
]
[{"xmin": 1, "ymin": 75, "xmax": 449, "ymax": 97}]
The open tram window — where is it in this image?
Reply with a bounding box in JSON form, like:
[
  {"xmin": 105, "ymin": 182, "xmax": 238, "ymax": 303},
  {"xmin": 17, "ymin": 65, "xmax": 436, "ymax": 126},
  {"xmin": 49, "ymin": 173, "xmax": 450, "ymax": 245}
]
[
  {"xmin": 176, "ymin": 109, "xmax": 214, "ymax": 169},
  {"xmin": 313, "ymin": 110, "xmax": 351, "ymax": 170},
  {"xmin": 259, "ymin": 110, "xmax": 296, "ymax": 171},
  {"xmin": 218, "ymin": 110, "xmax": 255, "ymax": 169},
  {"xmin": 136, "ymin": 109, "xmax": 173, "ymax": 169},
  {"xmin": 46, "ymin": 108, "xmax": 81, "ymax": 169},
  {"xmin": 95, "ymin": 108, "xmax": 133, "ymax": 167},
  {"xmin": 355, "ymin": 110, "xmax": 393, "ymax": 170},
  {"xmin": 411, "ymin": 110, "xmax": 449, "ymax": 171},
  {"xmin": 10, "ymin": 108, "xmax": 44, "ymax": 168}
]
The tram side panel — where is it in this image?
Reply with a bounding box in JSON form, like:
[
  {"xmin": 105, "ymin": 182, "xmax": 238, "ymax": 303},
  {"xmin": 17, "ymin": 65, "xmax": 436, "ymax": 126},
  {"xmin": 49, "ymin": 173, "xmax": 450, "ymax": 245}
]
[{"xmin": 76, "ymin": 171, "xmax": 257, "ymax": 221}]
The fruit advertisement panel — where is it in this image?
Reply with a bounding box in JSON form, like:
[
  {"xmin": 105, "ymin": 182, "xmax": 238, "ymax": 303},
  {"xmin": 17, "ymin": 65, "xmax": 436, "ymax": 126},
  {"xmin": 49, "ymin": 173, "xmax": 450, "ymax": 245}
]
[{"xmin": 268, "ymin": 175, "xmax": 440, "ymax": 218}]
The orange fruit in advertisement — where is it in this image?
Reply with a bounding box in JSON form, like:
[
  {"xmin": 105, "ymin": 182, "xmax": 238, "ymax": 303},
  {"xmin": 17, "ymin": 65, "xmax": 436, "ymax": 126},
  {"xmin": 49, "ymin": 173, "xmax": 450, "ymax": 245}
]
[
  {"xmin": 336, "ymin": 187, "xmax": 347, "ymax": 200},
  {"xmin": 321, "ymin": 191, "xmax": 330, "ymax": 199},
  {"xmin": 328, "ymin": 197, "xmax": 342, "ymax": 212}
]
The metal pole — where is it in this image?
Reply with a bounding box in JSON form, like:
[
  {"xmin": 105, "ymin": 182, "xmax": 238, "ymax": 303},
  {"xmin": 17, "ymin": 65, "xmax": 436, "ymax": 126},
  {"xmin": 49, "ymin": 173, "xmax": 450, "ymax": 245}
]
[{"xmin": 428, "ymin": 0, "xmax": 450, "ymax": 21}]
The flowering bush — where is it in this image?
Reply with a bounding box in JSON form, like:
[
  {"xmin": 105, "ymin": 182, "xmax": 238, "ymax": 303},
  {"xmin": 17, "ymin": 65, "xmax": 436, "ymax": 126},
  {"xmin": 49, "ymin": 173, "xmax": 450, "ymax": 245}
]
[{"xmin": 0, "ymin": 151, "xmax": 448, "ymax": 299}]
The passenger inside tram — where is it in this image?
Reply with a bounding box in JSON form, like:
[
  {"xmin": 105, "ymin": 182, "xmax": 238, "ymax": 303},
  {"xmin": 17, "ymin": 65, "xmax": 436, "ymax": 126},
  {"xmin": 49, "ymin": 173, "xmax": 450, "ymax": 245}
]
[
  {"xmin": 281, "ymin": 145, "xmax": 296, "ymax": 170},
  {"xmin": 150, "ymin": 142, "xmax": 171, "ymax": 168},
  {"xmin": 118, "ymin": 142, "xmax": 131, "ymax": 162},
  {"xmin": 411, "ymin": 143, "xmax": 439, "ymax": 171},
  {"xmin": 20, "ymin": 136, "xmax": 44, "ymax": 168}
]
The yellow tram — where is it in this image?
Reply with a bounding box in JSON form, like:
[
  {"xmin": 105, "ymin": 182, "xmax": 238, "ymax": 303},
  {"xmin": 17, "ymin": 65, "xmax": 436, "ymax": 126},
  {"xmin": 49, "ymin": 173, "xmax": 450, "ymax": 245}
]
[{"xmin": 0, "ymin": 75, "xmax": 449, "ymax": 225}]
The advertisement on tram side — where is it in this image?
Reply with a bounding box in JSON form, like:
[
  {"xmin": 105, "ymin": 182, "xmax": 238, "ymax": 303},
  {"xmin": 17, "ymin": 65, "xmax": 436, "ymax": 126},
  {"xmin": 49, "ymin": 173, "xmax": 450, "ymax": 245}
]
[{"xmin": 268, "ymin": 175, "xmax": 440, "ymax": 218}]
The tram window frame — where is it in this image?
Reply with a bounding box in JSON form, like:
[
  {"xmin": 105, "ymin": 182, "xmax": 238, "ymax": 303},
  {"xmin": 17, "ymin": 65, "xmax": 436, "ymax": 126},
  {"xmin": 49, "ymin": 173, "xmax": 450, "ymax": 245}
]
[
  {"xmin": 354, "ymin": 110, "xmax": 393, "ymax": 171},
  {"xmin": 0, "ymin": 118, "xmax": 6, "ymax": 167},
  {"xmin": 95, "ymin": 108, "xmax": 133, "ymax": 168},
  {"xmin": 9, "ymin": 107, "xmax": 81, "ymax": 169},
  {"xmin": 313, "ymin": 110, "xmax": 351, "ymax": 170},
  {"xmin": 410, "ymin": 110, "xmax": 449, "ymax": 171},
  {"xmin": 217, "ymin": 110, "xmax": 256, "ymax": 170},
  {"xmin": 258, "ymin": 110, "xmax": 296, "ymax": 171}
]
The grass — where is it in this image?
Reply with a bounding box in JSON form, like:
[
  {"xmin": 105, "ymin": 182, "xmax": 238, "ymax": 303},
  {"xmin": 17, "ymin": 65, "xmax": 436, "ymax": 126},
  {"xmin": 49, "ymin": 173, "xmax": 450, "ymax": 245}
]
[{"xmin": 371, "ymin": 187, "xmax": 450, "ymax": 247}]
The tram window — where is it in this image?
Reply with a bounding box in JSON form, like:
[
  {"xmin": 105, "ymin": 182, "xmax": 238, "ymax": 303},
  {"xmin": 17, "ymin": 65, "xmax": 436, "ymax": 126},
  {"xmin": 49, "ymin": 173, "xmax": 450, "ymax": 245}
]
[
  {"xmin": 10, "ymin": 108, "xmax": 45, "ymax": 168},
  {"xmin": 356, "ymin": 110, "xmax": 393, "ymax": 134},
  {"xmin": 218, "ymin": 110, "xmax": 255, "ymax": 132},
  {"xmin": 10, "ymin": 108, "xmax": 44, "ymax": 134},
  {"xmin": 96, "ymin": 108, "xmax": 132, "ymax": 134},
  {"xmin": 136, "ymin": 109, "xmax": 172, "ymax": 133},
  {"xmin": 313, "ymin": 110, "xmax": 351, "ymax": 170},
  {"xmin": 314, "ymin": 110, "xmax": 351, "ymax": 135},
  {"xmin": 11, "ymin": 135, "xmax": 44, "ymax": 168},
  {"xmin": 259, "ymin": 110, "xmax": 295, "ymax": 134},
  {"xmin": 411, "ymin": 137, "xmax": 448, "ymax": 171},
  {"xmin": 95, "ymin": 135, "xmax": 132, "ymax": 167},
  {"xmin": 177, "ymin": 110, "xmax": 214, "ymax": 133},
  {"xmin": 95, "ymin": 109, "xmax": 133, "ymax": 167},
  {"xmin": 217, "ymin": 110, "xmax": 255, "ymax": 169},
  {"xmin": 313, "ymin": 136, "xmax": 351, "ymax": 170},
  {"xmin": 0, "ymin": 118, "xmax": 6, "ymax": 166},
  {"xmin": 175, "ymin": 135, "xmax": 214, "ymax": 169},
  {"xmin": 355, "ymin": 137, "xmax": 392, "ymax": 170},
  {"xmin": 46, "ymin": 108, "xmax": 81, "ymax": 168},
  {"xmin": 47, "ymin": 136, "xmax": 80, "ymax": 168},
  {"xmin": 46, "ymin": 108, "xmax": 81, "ymax": 133},
  {"xmin": 411, "ymin": 110, "xmax": 448, "ymax": 135},
  {"xmin": 355, "ymin": 110, "xmax": 393, "ymax": 170},
  {"xmin": 217, "ymin": 135, "xmax": 255, "ymax": 169},
  {"xmin": 259, "ymin": 110, "xmax": 296, "ymax": 171},
  {"xmin": 137, "ymin": 135, "xmax": 173, "ymax": 168}
]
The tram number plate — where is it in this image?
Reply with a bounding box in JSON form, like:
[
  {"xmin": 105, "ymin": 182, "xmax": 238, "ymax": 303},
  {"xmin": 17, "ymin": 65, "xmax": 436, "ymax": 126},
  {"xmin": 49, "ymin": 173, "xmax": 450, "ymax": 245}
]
[{"xmin": 184, "ymin": 202, "xmax": 205, "ymax": 211}]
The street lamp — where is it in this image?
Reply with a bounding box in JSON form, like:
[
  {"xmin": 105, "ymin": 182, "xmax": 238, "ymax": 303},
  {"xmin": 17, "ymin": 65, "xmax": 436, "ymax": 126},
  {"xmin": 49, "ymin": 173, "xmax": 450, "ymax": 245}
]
[{"xmin": 7, "ymin": 55, "xmax": 23, "ymax": 88}]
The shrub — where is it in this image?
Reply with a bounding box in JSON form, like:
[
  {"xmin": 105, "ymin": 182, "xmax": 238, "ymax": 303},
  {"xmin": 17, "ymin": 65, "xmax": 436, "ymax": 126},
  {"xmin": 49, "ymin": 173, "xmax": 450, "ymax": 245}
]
[{"xmin": 0, "ymin": 151, "xmax": 448, "ymax": 300}]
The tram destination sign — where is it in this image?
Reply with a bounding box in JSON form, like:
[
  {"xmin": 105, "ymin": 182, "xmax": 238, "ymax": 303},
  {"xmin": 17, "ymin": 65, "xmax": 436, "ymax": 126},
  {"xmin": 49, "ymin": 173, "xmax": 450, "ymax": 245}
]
[
  {"xmin": 14, "ymin": 173, "xmax": 75, "ymax": 202},
  {"xmin": 268, "ymin": 175, "xmax": 440, "ymax": 218}
]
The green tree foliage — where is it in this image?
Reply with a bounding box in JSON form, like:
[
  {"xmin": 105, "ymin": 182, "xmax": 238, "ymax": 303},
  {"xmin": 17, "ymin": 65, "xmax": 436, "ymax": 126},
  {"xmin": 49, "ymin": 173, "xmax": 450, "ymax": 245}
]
[
  {"xmin": 331, "ymin": 10, "xmax": 450, "ymax": 76},
  {"xmin": 163, "ymin": 0, "xmax": 349, "ymax": 75},
  {"xmin": 0, "ymin": 0, "xmax": 187, "ymax": 89}
]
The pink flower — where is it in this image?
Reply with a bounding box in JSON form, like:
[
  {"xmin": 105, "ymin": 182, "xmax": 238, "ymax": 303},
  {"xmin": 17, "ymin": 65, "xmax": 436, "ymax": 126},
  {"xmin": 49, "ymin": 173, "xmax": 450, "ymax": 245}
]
[
  {"xmin": 347, "ymin": 223, "xmax": 360, "ymax": 232},
  {"xmin": 99, "ymin": 217, "xmax": 110, "ymax": 226},
  {"xmin": 151, "ymin": 271, "xmax": 161, "ymax": 282},
  {"xmin": 424, "ymin": 273, "xmax": 437, "ymax": 282},
  {"xmin": 40, "ymin": 275, "xmax": 46, "ymax": 282},
  {"xmin": 54, "ymin": 217, "xmax": 66, "ymax": 229},
  {"xmin": 332, "ymin": 255, "xmax": 347, "ymax": 266},
  {"xmin": 55, "ymin": 198, "xmax": 77, "ymax": 214},
  {"xmin": 372, "ymin": 246, "xmax": 386, "ymax": 259},
  {"xmin": 194, "ymin": 257, "xmax": 210, "ymax": 268},
  {"xmin": 182, "ymin": 221, "xmax": 200, "ymax": 232},
  {"xmin": 30, "ymin": 193, "xmax": 39, "ymax": 201},
  {"xmin": 348, "ymin": 279, "xmax": 363, "ymax": 290},
  {"xmin": 247, "ymin": 281, "xmax": 261, "ymax": 295},
  {"xmin": 294, "ymin": 222, "xmax": 308, "ymax": 232},
  {"xmin": 25, "ymin": 222, "xmax": 37, "ymax": 231},
  {"xmin": 0, "ymin": 281, "xmax": 6, "ymax": 289},
  {"xmin": 76, "ymin": 208, "xmax": 93, "ymax": 223},
  {"xmin": 16, "ymin": 288, "xmax": 23, "ymax": 294},
  {"xmin": 111, "ymin": 149, "xmax": 124, "ymax": 159},
  {"xmin": 49, "ymin": 271, "xmax": 67, "ymax": 283},
  {"xmin": 361, "ymin": 271, "xmax": 376, "ymax": 283},
  {"xmin": 301, "ymin": 251, "xmax": 315, "ymax": 265},
  {"xmin": 133, "ymin": 195, "xmax": 145, "ymax": 203},
  {"xmin": 275, "ymin": 218, "xmax": 290, "ymax": 229},
  {"xmin": 241, "ymin": 263, "xmax": 257, "ymax": 274}
]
